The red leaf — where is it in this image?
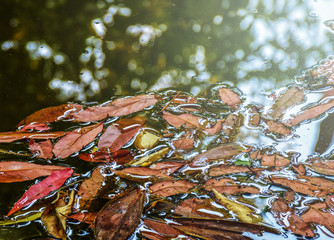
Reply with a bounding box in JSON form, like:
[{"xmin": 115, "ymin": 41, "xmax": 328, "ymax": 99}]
[
  {"xmin": 112, "ymin": 149, "xmax": 134, "ymax": 164},
  {"xmin": 162, "ymin": 112, "xmax": 204, "ymax": 128},
  {"xmin": 94, "ymin": 189, "xmax": 145, "ymax": 240},
  {"xmin": 0, "ymin": 131, "xmax": 65, "ymax": 143},
  {"xmin": 78, "ymin": 151, "xmax": 111, "ymax": 163},
  {"xmin": 149, "ymin": 180, "xmax": 196, "ymax": 197},
  {"xmin": 68, "ymin": 212, "xmax": 98, "ymax": 225},
  {"xmin": 19, "ymin": 123, "xmax": 50, "ymax": 132},
  {"xmin": 7, "ymin": 168, "xmax": 73, "ymax": 216},
  {"xmin": 219, "ymin": 87, "xmax": 242, "ymax": 109},
  {"xmin": 17, "ymin": 103, "xmax": 83, "ymax": 127},
  {"xmin": 29, "ymin": 139, "xmax": 53, "ymax": 159},
  {"xmin": 53, "ymin": 122, "xmax": 103, "ymax": 158},
  {"xmin": 173, "ymin": 137, "xmax": 194, "ymax": 150},
  {"xmin": 0, "ymin": 161, "xmax": 69, "ymax": 183},
  {"xmin": 70, "ymin": 95, "xmax": 158, "ymax": 122}
]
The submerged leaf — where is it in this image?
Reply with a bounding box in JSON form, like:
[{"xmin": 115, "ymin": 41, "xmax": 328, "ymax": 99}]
[
  {"xmin": 94, "ymin": 189, "xmax": 145, "ymax": 240},
  {"xmin": 0, "ymin": 131, "xmax": 65, "ymax": 143},
  {"xmin": 29, "ymin": 139, "xmax": 53, "ymax": 159},
  {"xmin": 307, "ymin": 159, "xmax": 334, "ymax": 175},
  {"xmin": 162, "ymin": 112, "xmax": 204, "ymax": 128},
  {"xmin": 205, "ymin": 178, "xmax": 260, "ymax": 195},
  {"xmin": 150, "ymin": 180, "xmax": 196, "ymax": 197},
  {"xmin": 113, "ymin": 167, "xmax": 174, "ymax": 182},
  {"xmin": 129, "ymin": 147, "xmax": 169, "ymax": 166},
  {"xmin": 134, "ymin": 130, "xmax": 160, "ymax": 150},
  {"xmin": 219, "ymin": 87, "xmax": 242, "ymax": 109},
  {"xmin": 208, "ymin": 164, "xmax": 262, "ymax": 177}
]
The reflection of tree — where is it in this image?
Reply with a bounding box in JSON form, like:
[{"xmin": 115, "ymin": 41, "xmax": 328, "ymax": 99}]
[{"xmin": 0, "ymin": 0, "xmax": 333, "ymax": 130}]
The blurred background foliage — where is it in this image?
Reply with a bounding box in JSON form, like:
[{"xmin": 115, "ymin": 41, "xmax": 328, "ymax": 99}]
[{"xmin": 1, "ymin": 0, "xmax": 334, "ymax": 131}]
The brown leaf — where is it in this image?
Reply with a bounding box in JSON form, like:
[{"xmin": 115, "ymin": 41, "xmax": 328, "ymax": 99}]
[
  {"xmin": 149, "ymin": 161, "xmax": 185, "ymax": 175},
  {"xmin": 269, "ymin": 87, "xmax": 305, "ymax": 119},
  {"xmin": 284, "ymin": 98, "xmax": 334, "ymax": 127},
  {"xmin": 53, "ymin": 122, "xmax": 103, "ymax": 158},
  {"xmin": 171, "ymin": 218, "xmax": 279, "ymax": 240},
  {"xmin": 19, "ymin": 123, "xmax": 50, "ymax": 132},
  {"xmin": 219, "ymin": 87, "xmax": 242, "ymax": 109},
  {"xmin": 271, "ymin": 175, "xmax": 334, "ymax": 197},
  {"xmin": 94, "ymin": 189, "xmax": 145, "ymax": 240},
  {"xmin": 0, "ymin": 131, "xmax": 65, "ymax": 143},
  {"xmin": 68, "ymin": 212, "xmax": 98, "ymax": 226},
  {"xmin": 149, "ymin": 180, "xmax": 196, "ymax": 197},
  {"xmin": 307, "ymin": 159, "xmax": 334, "ymax": 175},
  {"xmin": 263, "ymin": 119, "xmax": 291, "ymax": 136},
  {"xmin": 113, "ymin": 167, "xmax": 174, "ymax": 182},
  {"xmin": 271, "ymin": 197, "xmax": 314, "ymax": 237},
  {"xmin": 248, "ymin": 106, "xmax": 260, "ymax": 126},
  {"xmin": 204, "ymin": 178, "xmax": 260, "ymax": 195},
  {"xmin": 78, "ymin": 151, "xmax": 111, "ymax": 163},
  {"xmin": 208, "ymin": 165, "xmax": 262, "ymax": 177},
  {"xmin": 189, "ymin": 143, "xmax": 243, "ymax": 167},
  {"xmin": 0, "ymin": 161, "xmax": 69, "ymax": 183},
  {"xmin": 162, "ymin": 112, "xmax": 204, "ymax": 128},
  {"xmin": 258, "ymin": 152, "xmax": 290, "ymax": 168},
  {"xmin": 77, "ymin": 166, "xmax": 106, "ymax": 210},
  {"xmin": 70, "ymin": 94, "xmax": 158, "ymax": 122},
  {"xmin": 29, "ymin": 139, "xmax": 53, "ymax": 159},
  {"xmin": 174, "ymin": 198, "xmax": 227, "ymax": 218},
  {"xmin": 17, "ymin": 103, "xmax": 83, "ymax": 127},
  {"xmin": 173, "ymin": 137, "xmax": 194, "ymax": 150},
  {"xmin": 222, "ymin": 113, "xmax": 243, "ymax": 139},
  {"xmin": 204, "ymin": 120, "xmax": 223, "ymax": 134}
]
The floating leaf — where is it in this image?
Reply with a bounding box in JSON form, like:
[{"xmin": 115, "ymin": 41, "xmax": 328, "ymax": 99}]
[
  {"xmin": 149, "ymin": 161, "xmax": 185, "ymax": 175},
  {"xmin": 0, "ymin": 131, "xmax": 65, "ymax": 143},
  {"xmin": 189, "ymin": 143, "xmax": 243, "ymax": 167},
  {"xmin": 70, "ymin": 94, "xmax": 158, "ymax": 122},
  {"xmin": 205, "ymin": 178, "xmax": 260, "ymax": 195},
  {"xmin": 162, "ymin": 111, "xmax": 204, "ymax": 128},
  {"xmin": 307, "ymin": 159, "xmax": 334, "ymax": 175},
  {"xmin": 0, "ymin": 211, "xmax": 43, "ymax": 226},
  {"xmin": 78, "ymin": 151, "xmax": 111, "ymax": 163},
  {"xmin": 29, "ymin": 139, "xmax": 53, "ymax": 159},
  {"xmin": 149, "ymin": 180, "xmax": 196, "ymax": 197},
  {"xmin": 284, "ymin": 98, "xmax": 334, "ymax": 126},
  {"xmin": 94, "ymin": 189, "xmax": 145, "ymax": 240},
  {"xmin": 7, "ymin": 168, "xmax": 73, "ymax": 216},
  {"xmin": 113, "ymin": 167, "xmax": 174, "ymax": 182},
  {"xmin": 221, "ymin": 113, "xmax": 243, "ymax": 140},
  {"xmin": 218, "ymin": 87, "xmax": 242, "ymax": 109},
  {"xmin": 53, "ymin": 122, "xmax": 103, "ymax": 158},
  {"xmin": 269, "ymin": 87, "xmax": 305, "ymax": 119},
  {"xmin": 248, "ymin": 106, "xmax": 260, "ymax": 126},
  {"xmin": 134, "ymin": 130, "xmax": 160, "ymax": 150},
  {"xmin": 173, "ymin": 137, "xmax": 194, "ymax": 150},
  {"xmin": 0, "ymin": 161, "xmax": 69, "ymax": 183},
  {"xmin": 129, "ymin": 147, "xmax": 169, "ymax": 166},
  {"xmin": 17, "ymin": 103, "xmax": 83, "ymax": 127},
  {"xmin": 263, "ymin": 119, "xmax": 291, "ymax": 136},
  {"xmin": 68, "ymin": 212, "xmax": 98, "ymax": 225},
  {"xmin": 204, "ymin": 120, "xmax": 223, "ymax": 134},
  {"xmin": 19, "ymin": 123, "xmax": 50, "ymax": 132},
  {"xmin": 212, "ymin": 189, "xmax": 262, "ymax": 223},
  {"xmin": 250, "ymin": 151, "xmax": 290, "ymax": 168},
  {"xmin": 208, "ymin": 165, "xmax": 262, "ymax": 177},
  {"xmin": 271, "ymin": 197, "xmax": 314, "ymax": 237}
]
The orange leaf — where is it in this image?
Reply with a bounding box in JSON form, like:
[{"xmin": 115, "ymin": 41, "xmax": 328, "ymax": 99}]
[{"xmin": 218, "ymin": 87, "xmax": 242, "ymax": 109}]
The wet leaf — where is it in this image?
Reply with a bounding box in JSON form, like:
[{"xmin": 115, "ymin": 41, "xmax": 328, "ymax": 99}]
[
  {"xmin": 70, "ymin": 94, "xmax": 158, "ymax": 122},
  {"xmin": 149, "ymin": 180, "xmax": 196, "ymax": 197},
  {"xmin": 7, "ymin": 168, "xmax": 73, "ymax": 216},
  {"xmin": 221, "ymin": 113, "xmax": 243, "ymax": 140},
  {"xmin": 134, "ymin": 130, "xmax": 160, "ymax": 150},
  {"xmin": 77, "ymin": 166, "xmax": 105, "ymax": 210},
  {"xmin": 53, "ymin": 122, "xmax": 103, "ymax": 158},
  {"xmin": 271, "ymin": 197, "xmax": 314, "ymax": 237},
  {"xmin": 162, "ymin": 111, "xmax": 204, "ymax": 128},
  {"xmin": 269, "ymin": 87, "xmax": 305, "ymax": 119},
  {"xmin": 68, "ymin": 212, "xmax": 98, "ymax": 225},
  {"xmin": 128, "ymin": 147, "xmax": 169, "ymax": 166},
  {"xmin": 94, "ymin": 189, "xmax": 145, "ymax": 240},
  {"xmin": 19, "ymin": 123, "xmax": 50, "ymax": 132},
  {"xmin": 263, "ymin": 119, "xmax": 291, "ymax": 136},
  {"xmin": 17, "ymin": 103, "xmax": 83, "ymax": 127},
  {"xmin": 307, "ymin": 159, "xmax": 334, "ymax": 175},
  {"xmin": 149, "ymin": 161, "xmax": 185, "ymax": 175},
  {"xmin": 0, "ymin": 131, "xmax": 65, "ymax": 143},
  {"xmin": 173, "ymin": 137, "xmax": 194, "ymax": 150},
  {"xmin": 0, "ymin": 211, "xmax": 43, "ymax": 226},
  {"xmin": 113, "ymin": 167, "xmax": 174, "ymax": 182},
  {"xmin": 271, "ymin": 175, "xmax": 334, "ymax": 197},
  {"xmin": 208, "ymin": 164, "xmax": 262, "ymax": 177},
  {"xmin": 0, "ymin": 161, "xmax": 69, "ymax": 183},
  {"xmin": 251, "ymin": 151, "xmax": 290, "ymax": 168},
  {"xmin": 189, "ymin": 143, "xmax": 243, "ymax": 167},
  {"xmin": 248, "ymin": 106, "xmax": 260, "ymax": 126},
  {"xmin": 29, "ymin": 139, "xmax": 53, "ymax": 159},
  {"xmin": 204, "ymin": 120, "xmax": 223, "ymax": 134},
  {"xmin": 205, "ymin": 178, "xmax": 260, "ymax": 195},
  {"xmin": 212, "ymin": 189, "xmax": 261, "ymax": 223},
  {"xmin": 171, "ymin": 218, "xmax": 279, "ymax": 240},
  {"xmin": 284, "ymin": 98, "xmax": 334, "ymax": 127},
  {"xmin": 218, "ymin": 87, "xmax": 242, "ymax": 109},
  {"xmin": 78, "ymin": 151, "xmax": 111, "ymax": 163}
]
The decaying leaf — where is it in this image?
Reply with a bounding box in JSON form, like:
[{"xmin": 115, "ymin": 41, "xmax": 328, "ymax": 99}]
[
  {"xmin": 7, "ymin": 168, "xmax": 73, "ymax": 216},
  {"xmin": 189, "ymin": 143, "xmax": 243, "ymax": 167},
  {"xmin": 0, "ymin": 131, "xmax": 65, "ymax": 143},
  {"xmin": 0, "ymin": 211, "xmax": 43, "ymax": 226},
  {"xmin": 204, "ymin": 119, "xmax": 223, "ymax": 134},
  {"xmin": 218, "ymin": 87, "xmax": 242, "ymax": 109},
  {"xmin": 53, "ymin": 122, "xmax": 103, "ymax": 158},
  {"xmin": 248, "ymin": 106, "xmax": 260, "ymax": 126},
  {"xmin": 162, "ymin": 111, "xmax": 205, "ymax": 128},
  {"xmin": 149, "ymin": 180, "xmax": 196, "ymax": 197},
  {"xmin": 208, "ymin": 164, "xmax": 262, "ymax": 177},
  {"xmin": 19, "ymin": 123, "xmax": 50, "ymax": 132},
  {"xmin": 17, "ymin": 103, "xmax": 83, "ymax": 127},
  {"xmin": 128, "ymin": 147, "xmax": 169, "ymax": 166},
  {"xmin": 29, "ymin": 139, "xmax": 53, "ymax": 159},
  {"xmin": 94, "ymin": 189, "xmax": 145, "ymax": 240},
  {"xmin": 271, "ymin": 197, "xmax": 314, "ymax": 237},
  {"xmin": 307, "ymin": 159, "xmax": 334, "ymax": 175},
  {"xmin": 0, "ymin": 161, "xmax": 69, "ymax": 183},
  {"xmin": 269, "ymin": 87, "xmax": 305, "ymax": 119},
  {"xmin": 205, "ymin": 178, "xmax": 260, "ymax": 195},
  {"xmin": 70, "ymin": 94, "xmax": 158, "ymax": 122},
  {"xmin": 113, "ymin": 167, "xmax": 174, "ymax": 182}
]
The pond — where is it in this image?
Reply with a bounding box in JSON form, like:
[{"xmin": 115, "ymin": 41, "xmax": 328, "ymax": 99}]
[{"xmin": 1, "ymin": 0, "xmax": 334, "ymax": 239}]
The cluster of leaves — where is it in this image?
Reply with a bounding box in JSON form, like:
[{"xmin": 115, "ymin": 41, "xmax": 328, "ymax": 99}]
[{"xmin": 1, "ymin": 60, "xmax": 334, "ymax": 239}]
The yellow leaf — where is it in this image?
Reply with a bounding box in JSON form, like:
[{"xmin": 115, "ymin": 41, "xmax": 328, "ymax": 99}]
[
  {"xmin": 128, "ymin": 147, "xmax": 169, "ymax": 166},
  {"xmin": 134, "ymin": 130, "xmax": 160, "ymax": 150},
  {"xmin": 0, "ymin": 211, "xmax": 43, "ymax": 226},
  {"xmin": 212, "ymin": 189, "xmax": 262, "ymax": 223}
]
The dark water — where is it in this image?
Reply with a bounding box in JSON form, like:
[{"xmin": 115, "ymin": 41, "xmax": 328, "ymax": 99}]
[{"xmin": 1, "ymin": 0, "xmax": 334, "ymax": 239}]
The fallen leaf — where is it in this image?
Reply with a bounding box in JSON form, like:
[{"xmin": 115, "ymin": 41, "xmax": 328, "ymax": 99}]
[
  {"xmin": 0, "ymin": 211, "xmax": 43, "ymax": 226},
  {"xmin": 94, "ymin": 189, "xmax": 145, "ymax": 240},
  {"xmin": 221, "ymin": 113, "xmax": 243, "ymax": 139},
  {"xmin": 173, "ymin": 137, "xmax": 194, "ymax": 150},
  {"xmin": 271, "ymin": 197, "xmax": 314, "ymax": 237},
  {"xmin": 205, "ymin": 178, "xmax": 260, "ymax": 195},
  {"xmin": 259, "ymin": 152, "xmax": 290, "ymax": 168},
  {"xmin": 29, "ymin": 139, "xmax": 53, "ymax": 159},
  {"xmin": 149, "ymin": 161, "xmax": 185, "ymax": 175},
  {"xmin": 17, "ymin": 103, "xmax": 83, "ymax": 127},
  {"xmin": 284, "ymin": 98, "xmax": 334, "ymax": 127},
  {"xmin": 53, "ymin": 122, "xmax": 103, "ymax": 158},
  {"xmin": 68, "ymin": 212, "xmax": 98, "ymax": 225},
  {"xmin": 248, "ymin": 106, "xmax": 260, "ymax": 126},
  {"xmin": 208, "ymin": 164, "xmax": 262, "ymax": 177},
  {"xmin": 7, "ymin": 168, "xmax": 73, "ymax": 216},
  {"xmin": 204, "ymin": 120, "xmax": 223, "ymax": 134},
  {"xmin": 0, "ymin": 161, "xmax": 69, "ymax": 183},
  {"xmin": 189, "ymin": 143, "xmax": 243, "ymax": 167},
  {"xmin": 113, "ymin": 167, "xmax": 174, "ymax": 182},
  {"xmin": 134, "ymin": 130, "xmax": 160, "ymax": 150},
  {"xmin": 149, "ymin": 180, "xmax": 196, "ymax": 197},
  {"xmin": 218, "ymin": 87, "xmax": 242, "ymax": 109},
  {"xmin": 162, "ymin": 111, "xmax": 204, "ymax": 128},
  {"xmin": 128, "ymin": 147, "xmax": 169, "ymax": 166},
  {"xmin": 0, "ymin": 131, "xmax": 65, "ymax": 143},
  {"xmin": 78, "ymin": 151, "xmax": 111, "ymax": 163},
  {"xmin": 307, "ymin": 159, "xmax": 334, "ymax": 175},
  {"xmin": 19, "ymin": 123, "xmax": 50, "ymax": 132},
  {"xmin": 70, "ymin": 94, "xmax": 158, "ymax": 122},
  {"xmin": 112, "ymin": 149, "xmax": 134, "ymax": 164},
  {"xmin": 263, "ymin": 119, "xmax": 291, "ymax": 136},
  {"xmin": 269, "ymin": 87, "xmax": 305, "ymax": 119}
]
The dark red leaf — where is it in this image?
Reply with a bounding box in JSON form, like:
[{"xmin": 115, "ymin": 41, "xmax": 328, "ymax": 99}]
[
  {"xmin": 78, "ymin": 151, "xmax": 111, "ymax": 163},
  {"xmin": 29, "ymin": 139, "xmax": 53, "ymax": 159},
  {"xmin": 0, "ymin": 131, "xmax": 65, "ymax": 143}
]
